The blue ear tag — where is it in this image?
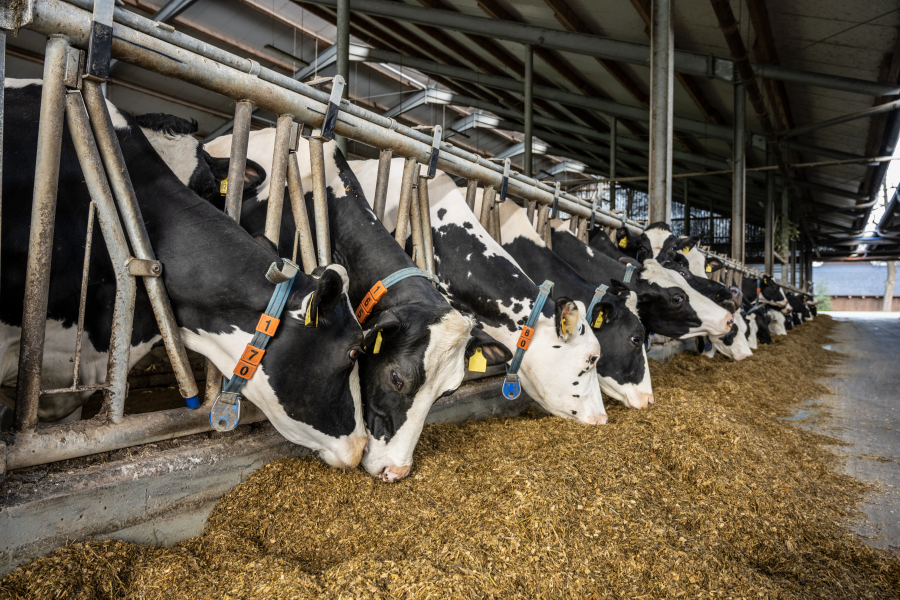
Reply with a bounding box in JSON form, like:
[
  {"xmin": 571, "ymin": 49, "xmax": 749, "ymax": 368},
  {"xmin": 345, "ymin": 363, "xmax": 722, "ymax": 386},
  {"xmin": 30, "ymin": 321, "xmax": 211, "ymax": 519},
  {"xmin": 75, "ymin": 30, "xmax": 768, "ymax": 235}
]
[
  {"xmin": 704, "ymin": 338, "xmax": 712, "ymax": 352},
  {"xmin": 502, "ymin": 373, "xmax": 522, "ymax": 400},
  {"xmin": 210, "ymin": 391, "xmax": 242, "ymax": 432}
]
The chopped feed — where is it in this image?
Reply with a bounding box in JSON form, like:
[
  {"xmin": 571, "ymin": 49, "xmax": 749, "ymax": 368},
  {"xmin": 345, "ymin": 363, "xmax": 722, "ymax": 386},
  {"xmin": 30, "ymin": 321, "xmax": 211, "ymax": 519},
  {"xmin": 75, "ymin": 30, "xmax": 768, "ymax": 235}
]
[{"xmin": 2, "ymin": 316, "xmax": 899, "ymax": 599}]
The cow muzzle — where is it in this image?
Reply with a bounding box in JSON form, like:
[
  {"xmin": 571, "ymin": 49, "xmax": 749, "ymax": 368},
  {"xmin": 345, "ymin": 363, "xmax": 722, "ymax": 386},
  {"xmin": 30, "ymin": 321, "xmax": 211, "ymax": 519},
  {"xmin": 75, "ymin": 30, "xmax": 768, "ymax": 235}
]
[
  {"xmin": 321, "ymin": 432, "xmax": 368, "ymax": 469},
  {"xmin": 585, "ymin": 413, "xmax": 609, "ymax": 425},
  {"xmin": 625, "ymin": 390, "xmax": 655, "ymax": 410},
  {"xmin": 379, "ymin": 464, "xmax": 411, "ymax": 482}
]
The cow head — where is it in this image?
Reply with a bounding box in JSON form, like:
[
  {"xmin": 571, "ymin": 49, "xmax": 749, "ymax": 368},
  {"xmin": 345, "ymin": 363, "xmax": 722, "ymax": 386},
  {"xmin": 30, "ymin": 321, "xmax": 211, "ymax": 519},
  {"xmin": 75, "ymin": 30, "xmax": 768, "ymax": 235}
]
[
  {"xmin": 614, "ymin": 226, "xmax": 644, "ymax": 259},
  {"xmin": 755, "ymin": 309, "xmax": 774, "ymax": 344},
  {"xmin": 637, "ymin": 222, "xmax": 678, "ymax": 262},
  {"xmin": 660, "ymin": 260, "xmax": 742, "ymax": 313},
  {"xmin": 588, "ymin": 289, "xmax": 654, "ymax": 409},
  {"xmin": 759, "ymin": 276, "xmax": 787, "ymax": 306},
  {"xmin": 708, "ymin": 312, "xmax": 753, "ymax": 361}
]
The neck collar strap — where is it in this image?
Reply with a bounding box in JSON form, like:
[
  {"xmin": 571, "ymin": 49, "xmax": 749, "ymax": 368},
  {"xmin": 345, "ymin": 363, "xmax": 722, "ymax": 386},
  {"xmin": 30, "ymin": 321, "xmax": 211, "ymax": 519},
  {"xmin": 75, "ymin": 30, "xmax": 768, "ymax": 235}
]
[
  {"xmin": 502, "ymin": 280, "xmax": 554, "ymax": 400},
  {"xmin": 624, "ymin": 264, "xmax": 637, "ymax": 283},
  {"xmin": 586, "ymin": 284, "xmax": 609, "ymax": 329},
  {"xmin": 210, "ymin": 259, "xmax": 300, "ymax": 432},
  {"xmin": 355, "ymin": 267, "xmax": 439, "ymax": 324}
]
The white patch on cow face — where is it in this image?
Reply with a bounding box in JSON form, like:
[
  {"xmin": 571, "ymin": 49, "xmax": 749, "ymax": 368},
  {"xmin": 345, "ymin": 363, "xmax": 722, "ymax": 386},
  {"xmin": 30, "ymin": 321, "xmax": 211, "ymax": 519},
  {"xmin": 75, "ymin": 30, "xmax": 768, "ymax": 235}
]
[
  {"xmin": 640, "ymin": 259, "xmax": 732, "ymax": 338},
  {"xmin": 644, "ymin": 228, "xmax": 672, "ymax": 260},
  {"xmin": 769, "ymin": 310, "xmax": 788, "ymax": 335},
  {"xmin": 207, "ymin": 128, "xmax": 279, "ymax": 201},
  {"xmin": 0, "ymin": 320, "xmax": 157, "ymax": 422},
  {"xmin": 747, "ymin": 316, "xmax": 759, "ymax": 349},
  {"xmin": 5, "ymin": 78, "xmax": 43, "ymax": 88},
  {"xmin": 685, "ymin": 247, "xmax": 708, "ymax": 278},
  {"xmin": 361, "ymin": 311, "xmax": 473, "ymax": 480},
  {"xmin": 180, "ymin": 319, "xmax": 366, "ymax": 469},
  {"xmin": 710, "ymin": 310, "xmax": 753, "ymax": 361},
  {"xmin": 140, "ymin": 127, "xmax": 200, "ymax": 186}
]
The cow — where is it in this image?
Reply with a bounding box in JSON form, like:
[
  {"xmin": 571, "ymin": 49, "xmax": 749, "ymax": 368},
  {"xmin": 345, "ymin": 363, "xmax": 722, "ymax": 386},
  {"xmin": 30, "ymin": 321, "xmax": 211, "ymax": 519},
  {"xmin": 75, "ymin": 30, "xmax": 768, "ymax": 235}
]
[
  {"xmin": 485, "ymin": 199, "xmax": 653, "ymax": 410},
  {"xmin": 786, "ymin": 292, "xmax": 809, "ymax": 325},
  {"xmin": 548, "ymin": 227, "xmax": 734, "ymax": 339},
  {"xmin": 1, "ymin": 80, "xmax": 367, "ymax": 469},
  {"xmin": 206, "ymin": 130, "xmax": 510, "ymax": 481},
  {"xmin": 350, "ymin": 160, "xmax": 608, "ymax": 425},
  {"xmin": 768, "ymin": 307, "xmax": 788, "ymax": 335},
  {"xmin": 741, "ymin": 275, "xmax": 788, "ymax": 308}
]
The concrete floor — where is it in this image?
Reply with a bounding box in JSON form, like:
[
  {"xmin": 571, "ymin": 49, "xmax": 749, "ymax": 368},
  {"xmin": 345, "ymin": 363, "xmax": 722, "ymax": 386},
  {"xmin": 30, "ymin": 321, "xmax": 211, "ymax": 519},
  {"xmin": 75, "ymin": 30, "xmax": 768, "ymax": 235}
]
[{"xmin": 794, "ymin": 313, "xmax": 900, "ymax": 553}]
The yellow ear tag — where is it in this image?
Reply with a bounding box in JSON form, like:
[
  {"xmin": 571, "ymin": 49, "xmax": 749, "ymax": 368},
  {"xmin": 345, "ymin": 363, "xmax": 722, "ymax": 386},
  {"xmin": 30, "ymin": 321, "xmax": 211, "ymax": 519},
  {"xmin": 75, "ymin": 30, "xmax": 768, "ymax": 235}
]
[
  {"xmin": 682, "ymin": 247, "xmax": 690, "ymax": 254},
  {"xmin": 220, "ymin": 178, "xmax": 228, "ymax": 194},
  {"xmin": 705, "ymin": 264, "xmax": 712, "ymax": 273},
  {"xmin": 561, "ymin": 317, "xmax": 567, "ymax": 335},
  {"xmin": 593, "ymin": 312, "xmax": 604, "ymax": 328},
  {"xmin": 468, "ymin": 347, "xmax": 487, "ymax": 372},
  {"xmin": 618, "ymin": 237, "xmax": 628, "ymax": 248},
  {"xmin": 373, "ymin": 330, "xmax": 383, "ymax": 354},
  {"xmin": 304, "ymin": 294, "xmax": 318, "ymax": 326}
]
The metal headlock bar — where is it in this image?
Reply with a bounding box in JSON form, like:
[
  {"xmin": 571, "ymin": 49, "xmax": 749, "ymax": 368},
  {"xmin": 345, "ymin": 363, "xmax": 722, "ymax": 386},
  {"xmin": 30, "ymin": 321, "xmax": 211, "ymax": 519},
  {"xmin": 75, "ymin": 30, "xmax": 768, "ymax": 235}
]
[{"xmin": 0, "ymin": 0, "xmax": 805, "ymax": 472}]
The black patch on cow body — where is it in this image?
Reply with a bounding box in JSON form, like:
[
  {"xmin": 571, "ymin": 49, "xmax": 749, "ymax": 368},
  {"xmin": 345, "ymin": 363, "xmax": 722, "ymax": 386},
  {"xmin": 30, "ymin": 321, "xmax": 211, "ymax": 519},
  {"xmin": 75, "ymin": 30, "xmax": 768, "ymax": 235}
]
[{"xmin": 437, "ymin": 208, "xmax": 447, "ymax": 220}]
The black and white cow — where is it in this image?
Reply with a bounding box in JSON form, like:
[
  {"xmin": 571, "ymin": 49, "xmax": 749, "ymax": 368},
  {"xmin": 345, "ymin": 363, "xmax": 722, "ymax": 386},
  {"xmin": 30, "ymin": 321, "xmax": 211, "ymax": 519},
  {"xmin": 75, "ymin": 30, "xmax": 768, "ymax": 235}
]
[
  {"xmin": 485, "ymin": 198, "xmax": 653, "ymax": 410},
  {"xmin": 350, "ymin": 160, "xmax": 608, "ymax": 424},
  {"xmin": 786, "ymin": 292, "xmax": 810, "ymax": 324},
  {"xmin": 549, "ymin": 228, "xmax": 734, "ymax": 339},
  {"xmin": 206, "ymin": 130, "xmax": 509, "ymax": 482},
  {"xmin": 1, "ymin": 80, "xmax": 367, "ymax": 468}
]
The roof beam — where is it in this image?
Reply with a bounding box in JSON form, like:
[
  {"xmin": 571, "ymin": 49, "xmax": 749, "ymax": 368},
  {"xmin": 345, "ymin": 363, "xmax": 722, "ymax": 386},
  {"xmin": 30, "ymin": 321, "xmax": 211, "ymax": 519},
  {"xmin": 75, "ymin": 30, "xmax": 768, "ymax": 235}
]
[{"xmin": 301, "ymin": 0, "xmax": 900, "ymax": 97}]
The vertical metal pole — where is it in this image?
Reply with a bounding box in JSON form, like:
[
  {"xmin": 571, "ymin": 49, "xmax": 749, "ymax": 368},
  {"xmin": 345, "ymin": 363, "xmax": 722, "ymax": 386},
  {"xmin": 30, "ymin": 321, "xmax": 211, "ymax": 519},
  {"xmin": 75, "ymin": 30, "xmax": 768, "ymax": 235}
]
[
  {"xmin": 408, "ymin": 178, "xmax": 426, "ymax": 270},
  {"xmin": 800, "ymin": 244, "xmax": 807, "ymax": 289},
  {"xmin": 82, "ymin": 80, "xmax": 199, "ymax": 406},
  {"xmin": 418, "ymin": 175, "xmax": 435, "ymax": 274},
  {"xmin": 577, "ymin": 217, "xmax": 588, "ymax": 242},
  {"xmin": 372, "ymin": 149, "xmax": 392, "ymax": 221},
  {"xmin": 15, "ymin": 36, "xmax": 70, "ymax": 434},
  {"xmin": 609, "ymin": 116, "xmax": 617, "ymax": 211},
  {"xmin": 335, "ymin": 0, "xmax": 350, "ymax": 156},
  {"xmin": 264, "ymin": 114, "xmax": 293, "ymax": 245},
  {"xmin": 732, "ymin": 82, "xmax": 746, "ymax": 263},
  {"xmin": 465, "ymin": 179, "xmax": 478, "ymax": 213},
  {"xmin": 491, "ymin": 202, "xmax": 501, "ymax": 244},
  {"xmin": 648, "ymin": 0, "xmax": 673, "ymax": 223},
  {"xmin": 0, "ymin": 29, "xmax": 5, "ymax": 305},
  {"xmin": 523, "ymin": 44, "xmax": 534, "ymax": 178},
  {"xmin": 683, "ymin": 179, "xmax": 690, "ymax": 236},
  {"xmin": 526, "ymin": 201, "xmax": 537, "ymax": 225},
  {"xmin": 308, "ymin": 137, "xmax": 332, "ymax": 266},
  {"xmin": 626, "ymin": 188, "xmax": 633, "ymax": 220},
  {"xmin": 394, "ymin": 157, "xmax": 418, "ymax": 246},
  {"xmin": 286, "ymin": 154, "xmax": 317, "ymax": 274},
  {"xmin": 224, "ymin": 100, "xmax": 253, "ymax": 222},
  {"xmin": 479, "ymin": 186, "xmax": 495, "ymax": 231},
  {"xmin": 765, "ymin": 150, "xmax": 775, "ymax": 275},
  {"xmin": 65, "ymin": 91, "xmax": 136, "ymax": 422}
]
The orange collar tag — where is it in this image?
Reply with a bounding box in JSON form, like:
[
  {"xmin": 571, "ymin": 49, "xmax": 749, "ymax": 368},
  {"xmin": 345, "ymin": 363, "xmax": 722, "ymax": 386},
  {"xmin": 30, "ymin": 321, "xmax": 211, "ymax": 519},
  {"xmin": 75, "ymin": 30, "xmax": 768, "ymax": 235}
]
[
  {"xmin": 516, "ymin": 325, "xmax": 535, "ymax": 351},
  {"xmin": 355, "ymin": 281, "xmax": 388, "ymax": 324}
]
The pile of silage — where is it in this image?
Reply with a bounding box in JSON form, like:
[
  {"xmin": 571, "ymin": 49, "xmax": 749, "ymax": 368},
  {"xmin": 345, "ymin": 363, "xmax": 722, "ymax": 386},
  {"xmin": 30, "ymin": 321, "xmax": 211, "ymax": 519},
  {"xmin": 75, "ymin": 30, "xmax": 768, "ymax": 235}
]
[{"xmin": 2, "ymin": 315, "xmax": 899, "ymax": 599}]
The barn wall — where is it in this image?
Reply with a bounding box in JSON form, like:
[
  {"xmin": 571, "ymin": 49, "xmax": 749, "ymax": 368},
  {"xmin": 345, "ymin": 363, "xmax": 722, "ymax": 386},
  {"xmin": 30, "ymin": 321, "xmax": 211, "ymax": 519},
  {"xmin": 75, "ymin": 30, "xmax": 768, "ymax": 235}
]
[{"xmin": 829, "ymin": 297, "xmax": 900, "ymax": 311}]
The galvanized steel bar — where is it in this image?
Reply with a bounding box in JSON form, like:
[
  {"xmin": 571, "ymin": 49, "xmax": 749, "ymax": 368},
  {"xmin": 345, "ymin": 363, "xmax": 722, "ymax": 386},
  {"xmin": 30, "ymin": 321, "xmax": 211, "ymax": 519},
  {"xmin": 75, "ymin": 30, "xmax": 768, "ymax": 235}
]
[
  {"xmin": 394, "ymin": 156, "xmax": 418, "ymax": 245},
  {"xmin": 732, "ymin": 82, "xmax": 746, "ymax": 263},
  {"xmin": 307, "ymin": 137, "xmax": 332, "ymax": 266},
  {"xmin": 65, "ymin": 90, "xmax": 137, "ymax": 422},
  {"xmin": 81, "ymin": 79, "xmax": 199, "ymax": 406},
  {"xmin": 609, "ymin": 116, "xmax": 617, "ymax": 211},
  {"xmin": 286, "ymin": 154, "xmax": 317, "ymax": 274},
  {"xmin": 224, "ymin": 100, "xmax": 253, "ymax": 222},
  {"xmin": 765, "ymin": 150, "xmax": 775, "ymax": 275},
  {"xmin": 417, "ymin": 174, "xmax": 435, "ymax": 274},
  {"xmin": 683, "ymin": 179, "xmax": 691, "ymax": 236},
  {"xmin": 372, "ymin": 148, "xmax": 392, "ymax": 221},
  {"xmin": 479, "ymin": 185, "xmax": 495, "ymax": 232},
  {"xmin": 409, "ymin": 177, "xmax": 426, "ymax": 270},
  {"xmin": 72, "ymin": 202, "xmax": 96, "ymax": 389},
  {"xmin": 783, "ymin": 97, "xmax": 900, "ymax": 139},
  {"xmin": 465, "ymin": 179, "xmax": 478, "ymax": 212},
  {"xmin": 264, "ymin": 114, "xmax": 293, "ymax": 245},
  {"xmin": 490, "ymin": 201, "xmax": 501, "ymax": 244},
  {"xmin": 523, "ymin": 44, "xmax": 533, "ymax": 178},
  {"xmin": 648, "ymin": 0, "xmax": 673, "ymax": 223},
  {"xmin": 14, "ymin": 35, "xmax": 70, "ymax": 434},
  {"xmin": 335, "ymin": 0, "xmax": 349, "ymax": 155},
  {"xmin": 0, "ymin": 29, "xmax": 4, "ymax": 306}
]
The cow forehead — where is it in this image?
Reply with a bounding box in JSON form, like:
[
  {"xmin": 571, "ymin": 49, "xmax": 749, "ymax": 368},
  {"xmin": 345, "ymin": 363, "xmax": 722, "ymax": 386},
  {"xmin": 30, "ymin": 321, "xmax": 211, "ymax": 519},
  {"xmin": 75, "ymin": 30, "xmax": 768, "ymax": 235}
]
[{"xmin": 644, "ymin": 228, "xmax": 672, "ymax": 253}]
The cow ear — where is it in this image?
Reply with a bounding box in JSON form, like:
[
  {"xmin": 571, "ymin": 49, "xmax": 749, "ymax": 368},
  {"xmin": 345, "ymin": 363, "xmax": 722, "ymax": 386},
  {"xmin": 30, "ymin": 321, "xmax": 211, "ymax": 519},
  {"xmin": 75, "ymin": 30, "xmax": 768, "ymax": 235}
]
[
  {"xmin": 307, "ymin": 266, "xmax": 347, "ymax": 327},
  {"xmin": 615, "ymin": 227, "xmax": 630, "ymax": 249},
  {"xmin": 675, "ymin": 236, "xmax": 699, "ymax": 254},
  {"xmin": 589, "ymin": 300, "xmax": 617, "ymax": 329},
  {"xmin": 609, "ymin": 278, "xmax": 633, "ymax": 295},
  {"xmin": 705, "ymin": 257, "xmax": 724, "ymax": 273},
  {"xmin": 362, "ymin": 309, "xmax": 403, "ymax": 352},
  {"xmin": 555, "ymin": 297, "xmax": 580, "ymax": 341},
  {"xmin": 205, "ymin": 156, "xmax": 267, "ymax": 194},
  {"xmin": 465, "ymin": 327, "xmax": 512, "ymax": 366},
  {"xmin": 251, "ymin": 234, "xmax": 277, "ymax": 254}
]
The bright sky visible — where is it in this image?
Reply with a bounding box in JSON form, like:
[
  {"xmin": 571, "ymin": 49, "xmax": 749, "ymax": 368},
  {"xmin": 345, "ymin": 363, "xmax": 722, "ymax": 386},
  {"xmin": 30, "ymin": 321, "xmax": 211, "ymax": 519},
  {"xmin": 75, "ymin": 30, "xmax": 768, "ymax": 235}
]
[{"xmin": 858, "ymin": 143, "xmax": 900, "ymax": 253}]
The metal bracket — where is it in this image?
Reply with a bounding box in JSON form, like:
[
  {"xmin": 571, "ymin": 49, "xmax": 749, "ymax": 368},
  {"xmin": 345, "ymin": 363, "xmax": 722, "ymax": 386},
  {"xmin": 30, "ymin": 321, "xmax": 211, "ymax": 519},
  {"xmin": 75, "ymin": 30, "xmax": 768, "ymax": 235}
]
[
  {"xmin": 0, "ymin": 0, "xmax": 34, "ymax": 30},
  {"xmin": 210, "ymin": 391, "xmax": 241, "ymax": 432},
  {"xmin": 289, "ymin": 121, "xmax": 301, "ymax": 153},
  {"xmin": 588, "ymin": 194, "xmax": 599, "ymax": 230},
  {"xmin": 498, "ymin": 158, "xmax": 511, "ymax": 203},
  {"xmin": 550, "ymin": 181, "xmax": 561, "ymax": 219},
  {"xmin": 64, "ymin": 47, "xmax": 84, "ymax": 89},
  {"xmin": 424, "ymin": 125, "xmax": 443, "ymax": 179},
  {"xmin": 84, "ymin": 0, "xmax": 116, "ymax": 82},
  {"xmin": 502, "ymin": 373, "xmax": 521, "ymax": 400},
  {"xmin": 305, "ymin": 75, "xmax": 345, "ymax": 141},
  {"xmin": 126, "ymin": 257, "xmax": 162, "ymax": 277}
]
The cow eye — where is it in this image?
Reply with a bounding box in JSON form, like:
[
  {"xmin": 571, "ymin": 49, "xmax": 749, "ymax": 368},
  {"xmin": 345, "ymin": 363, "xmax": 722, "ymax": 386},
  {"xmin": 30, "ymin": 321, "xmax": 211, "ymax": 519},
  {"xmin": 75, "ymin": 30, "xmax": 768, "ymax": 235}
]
[
  {"xmin": 349, "ymin": 348, "xmax": 360, "ymax": 361},
  {"xmin": 588, "ymin": 354, "xmax": 599, "ymax": 366},
  {"xmin": 672, "ymin": 294, "xmax": 684, "ymax": 305},
  {"xmin": 390, "ymin": 370, "xmax": 404, "ymax": 391},
  {"xmin": 630, "ymin": 336, "xmax": 641, "ymax": 347}
]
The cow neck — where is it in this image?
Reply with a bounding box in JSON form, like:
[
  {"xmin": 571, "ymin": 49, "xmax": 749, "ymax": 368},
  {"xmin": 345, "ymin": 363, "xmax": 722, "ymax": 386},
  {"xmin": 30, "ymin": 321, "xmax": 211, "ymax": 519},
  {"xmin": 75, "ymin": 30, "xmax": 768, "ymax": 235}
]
[
  {"xmin": 119, "ymin": 125, "xmax": 306, "ymax": 333},
  {"xmin": 502, "ymin": 235, "xmax": 594, "ymax": 304}
]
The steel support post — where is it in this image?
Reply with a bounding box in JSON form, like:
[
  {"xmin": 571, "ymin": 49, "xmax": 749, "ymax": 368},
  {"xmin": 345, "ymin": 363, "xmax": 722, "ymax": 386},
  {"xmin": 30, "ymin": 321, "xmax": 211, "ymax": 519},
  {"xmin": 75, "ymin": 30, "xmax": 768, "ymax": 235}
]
[
  {"xmin": 523, "ymin": 44, "xmax": 534, "ymax": 178},
  {"xmin": 609, "ymin": 116, "xmax": 617, "ymax": 211},
  {"xmin": 307, "ymin": 137, "xmax": 332, "ymax": 266},
  {"xmin": 0, "ymin": 29, "xmax": 5, "ymax": 305},
  {"xmin": 264, "ymin": 114, "xmax": 294, "ymax": 245},
  {"xmin": 465, "ymin": 179, "xmax": 478, "ymax": 213},
  {"xmin": 491, "ymin": 202, "xmax": 501, "ymax": 243},
  {"xmin": 765, "ymin": 149, "xmax": 775, "ymax": 275},
  {"xmin": 335, "ymin": 0, "xmax": 350, "ymax": 156},
  {"xmin": 417, "ymin": 175, "xmax": 435, "ymax": 274},
  {"xmin": 683, "ymin": 179, "xmax": 690, "ymax": 236},
  {"xmin": 82, "ymin": 80, "xmax": 199, "ymax": 407},
  {"xmin": 479, "ymin": 185, "xmax": 495, "ymax": 232},
  {"xmin": 286, "ymin": 154, "xmax": 317, "ymax": 273},
  {"xmin": 800, "ymin": 244, "xmax": 807, "ymax": 289},
  {"xmin": 394, "ymin": 157, "xmax": 418, "ymax": 246},
  {"xmin": 224, "ymin": 100, "xmax": 253, "ymax": 221},
  {"xmin": 372, "ymin": 148, "xmax": 392, "ymax": 221},
  {"xmin": 408, "ymin": 177, "xmax": 426, "ymax": 270},
  {"xmin": 732, "ymin": 82, "xmax": 746, "ymax": 263},
  {"xmin": 648, "ymin": 0, "xmax": 673, "ymax": 223},
  {"xmin": 65, "ymin": 91, "xmax": 136, "ymax": 422},
  {"xmin": 14, "ymin": 36, "xmax": 70, "ymax": 433},
  {"xmin": 577, "ymin": 217, "xmax": 588, "ymax": 242}
]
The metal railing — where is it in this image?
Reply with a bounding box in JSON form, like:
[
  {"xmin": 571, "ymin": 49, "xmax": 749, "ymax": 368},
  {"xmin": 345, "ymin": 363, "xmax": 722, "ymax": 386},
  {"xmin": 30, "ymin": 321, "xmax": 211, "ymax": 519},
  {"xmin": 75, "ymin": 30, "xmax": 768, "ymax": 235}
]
[{"xmin": 0, "ymin": 0, "xmax": 802, "ymax": 474}]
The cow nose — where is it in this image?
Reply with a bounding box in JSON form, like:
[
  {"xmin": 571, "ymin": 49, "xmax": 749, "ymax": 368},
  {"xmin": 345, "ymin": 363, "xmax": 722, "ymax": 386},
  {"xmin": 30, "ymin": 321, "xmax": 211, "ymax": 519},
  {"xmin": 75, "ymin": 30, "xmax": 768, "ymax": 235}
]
[
  {"xmin": 586, "ymin": 413, "xmax": 609, "ymax": 425},
  {"xmin": 380, "ymin": 464, "xmax": 411, "ymax": 482},
  {"xmin": 627, "ymin": 391, "xmax": 655, "ymax": 409}
]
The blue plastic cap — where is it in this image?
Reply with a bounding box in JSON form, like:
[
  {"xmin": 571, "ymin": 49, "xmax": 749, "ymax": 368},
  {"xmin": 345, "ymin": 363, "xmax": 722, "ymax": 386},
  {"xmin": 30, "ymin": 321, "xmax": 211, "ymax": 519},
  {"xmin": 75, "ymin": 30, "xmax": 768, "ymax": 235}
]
[{"xmin": 184, "ymin": 395, "xmax": 201, "ymax": 409}]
